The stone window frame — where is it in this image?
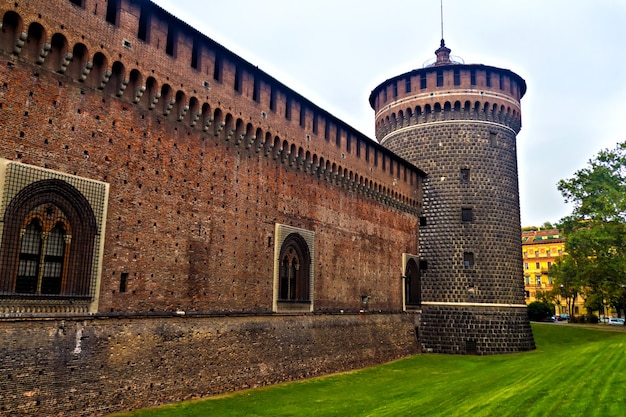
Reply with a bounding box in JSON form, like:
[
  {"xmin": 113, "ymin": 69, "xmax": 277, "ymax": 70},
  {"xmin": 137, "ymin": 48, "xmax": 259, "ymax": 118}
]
[
  {"xmin": 0, "ymin": 159, "xmax": 108, "ymax": 316},
  {"xmin": 402, "ymin": 253, "xmax": 421, "ymax": 310},
  {"xmin": 273, "ymin": 224, "xmax": 315, "ymax": 313}
]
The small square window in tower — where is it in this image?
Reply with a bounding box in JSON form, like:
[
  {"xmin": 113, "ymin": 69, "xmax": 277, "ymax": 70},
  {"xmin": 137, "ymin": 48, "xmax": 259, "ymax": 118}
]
[
  {"xmin": 461, "ymin": 208, "xmax": 473, "ymax": 222},
  {"xmin": 460, "ymin": 168, "xmax": 470, "ymax": 183},
  {"xmin": 463, "ymin": 252, "xmax": 475, "ymax": 267}
]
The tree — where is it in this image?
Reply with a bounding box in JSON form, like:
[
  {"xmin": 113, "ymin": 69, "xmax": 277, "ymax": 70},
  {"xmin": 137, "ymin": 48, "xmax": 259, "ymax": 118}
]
[{"xmin": 556, "ymin": 141, "xmax": 626, "ymax": 318}]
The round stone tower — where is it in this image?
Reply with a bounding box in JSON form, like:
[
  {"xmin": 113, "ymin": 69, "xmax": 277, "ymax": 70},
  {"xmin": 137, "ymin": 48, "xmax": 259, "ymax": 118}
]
[{"xmin": 370, "ymin": 40, "xmax": 535, "ymax": 354}]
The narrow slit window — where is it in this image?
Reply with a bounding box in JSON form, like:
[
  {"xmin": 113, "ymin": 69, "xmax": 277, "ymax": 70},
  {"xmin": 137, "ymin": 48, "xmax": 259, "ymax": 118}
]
[
  {"xmin": 105, "ymin": 0, "xmax": 120, "ymax": 25},
  {"xmin": 138, "ymin": 5, "xmax": 150, "ymax": 41},
  {"xmin": 119, "ymin": 272, "xmax": 128, "ymax": 293}
]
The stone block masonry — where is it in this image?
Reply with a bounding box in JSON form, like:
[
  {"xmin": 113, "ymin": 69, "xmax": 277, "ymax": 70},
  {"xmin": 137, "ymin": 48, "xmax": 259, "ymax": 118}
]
[{"xmin": 0, "ymin": 313, "xmax": 419, "ymax": 416}]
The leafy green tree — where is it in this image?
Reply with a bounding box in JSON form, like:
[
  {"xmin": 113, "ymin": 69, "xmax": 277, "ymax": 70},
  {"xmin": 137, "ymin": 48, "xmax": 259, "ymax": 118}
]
[
  {"xmin": 556, "ymin": 141, "xmax": 626, "ymax": 318},
  {"xmin": 550, "ymin": 255, "xmax": 582, "ymax": 318}
]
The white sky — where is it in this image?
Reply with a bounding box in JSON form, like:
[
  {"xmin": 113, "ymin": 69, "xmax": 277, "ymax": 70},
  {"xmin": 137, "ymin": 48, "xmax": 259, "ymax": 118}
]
[{"xmin": 152, "ymin": 0, "xmax": 626, "ymax": 227}]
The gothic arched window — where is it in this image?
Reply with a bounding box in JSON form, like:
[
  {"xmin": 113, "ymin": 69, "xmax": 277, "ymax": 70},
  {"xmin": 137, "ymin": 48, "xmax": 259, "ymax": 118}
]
[
  {"xmin": 16, "ymin": 208, "xmax": 71, "ymax": 295},
  {"xmin": 278, "ymin": 233, "xmax": 311, "ymax": 303},
  {"xmin": 405, "ymin": 258, "xmax": 421, "ymax": 307},
  {"xmin": 0, "ymin": 178, "xmax": 99, "ymax": 300}
]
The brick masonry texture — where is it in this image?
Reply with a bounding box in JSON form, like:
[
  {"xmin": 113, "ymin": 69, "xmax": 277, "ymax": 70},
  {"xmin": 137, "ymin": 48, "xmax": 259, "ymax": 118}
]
[
  {"xmin": 0, "ymin": 0, "xmax": 535, "ymax": 414},
  {"xmin": 0, "ymin": 0, "xmax": 422, "ymax": 414}
]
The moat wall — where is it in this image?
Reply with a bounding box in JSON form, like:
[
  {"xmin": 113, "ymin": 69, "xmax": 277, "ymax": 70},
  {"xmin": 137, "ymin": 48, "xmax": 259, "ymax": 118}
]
[{"xmin": 0, "ymin": 313, "xmax": 419, "ymax": 416}]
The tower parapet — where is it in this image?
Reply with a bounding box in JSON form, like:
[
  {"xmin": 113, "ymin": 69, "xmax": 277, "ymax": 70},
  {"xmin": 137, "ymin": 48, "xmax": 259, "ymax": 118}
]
[{"xmin": 371, "ymin": 42, "xmax": 535, "ymax": 354}]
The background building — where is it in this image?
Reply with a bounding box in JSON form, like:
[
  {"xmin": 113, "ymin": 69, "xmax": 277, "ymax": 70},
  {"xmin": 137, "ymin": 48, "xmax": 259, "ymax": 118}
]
[{"xmin": 522, "ymin": 228, "xmax": 585, "ymax": 317}]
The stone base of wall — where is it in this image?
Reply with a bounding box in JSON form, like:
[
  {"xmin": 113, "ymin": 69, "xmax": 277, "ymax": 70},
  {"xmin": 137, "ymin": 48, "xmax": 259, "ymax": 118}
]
[
  {"xmin": 420, "ymin": 305, "xmax": 535, "ymax": 354},
  {"xmin": 0, "ymin": 313, "xmax": 419, "ymax": 416}
]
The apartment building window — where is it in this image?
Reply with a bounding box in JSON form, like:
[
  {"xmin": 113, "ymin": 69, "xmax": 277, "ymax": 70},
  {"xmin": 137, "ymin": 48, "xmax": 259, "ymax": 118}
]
[
  {"xmin": 524, "ymin": 262, "xmax": 529, "ymax": 270},
  {"xmin": 535, "ymin": 262, "xmax": 540, "ymax": 269},
  {"xmin": 536, "ymin": 275, "xmax": 542, "ymax": 285},
  {"xmin": 525, "ymin": 276, "xmax": 530, "ymax": 285}
]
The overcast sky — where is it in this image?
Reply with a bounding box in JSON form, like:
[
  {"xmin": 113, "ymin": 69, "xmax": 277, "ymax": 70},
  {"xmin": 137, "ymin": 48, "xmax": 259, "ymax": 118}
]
[{"xmin": 152, "ymin": 0, "xmax": 626, "ymax": 228}]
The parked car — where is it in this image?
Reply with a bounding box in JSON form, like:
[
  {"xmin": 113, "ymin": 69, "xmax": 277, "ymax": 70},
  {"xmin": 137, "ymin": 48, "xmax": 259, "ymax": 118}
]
[
  {"xmin": 608, "ymin": 318, "xmax": 625, "ymax": 325},
  {"xmin": 559, "ymin": 314, "xmax": 570, "ymax": 321}
]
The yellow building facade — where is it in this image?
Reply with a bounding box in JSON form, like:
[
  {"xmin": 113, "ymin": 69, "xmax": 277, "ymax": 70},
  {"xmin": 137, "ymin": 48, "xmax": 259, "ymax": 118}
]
[{"xmin": 522, "ymin": 229, "xmax": 583, "ymax": 316}]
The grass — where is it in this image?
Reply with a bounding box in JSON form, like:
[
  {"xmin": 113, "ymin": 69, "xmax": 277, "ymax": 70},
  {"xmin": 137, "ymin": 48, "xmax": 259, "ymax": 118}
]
[{"xmin": 109, "ymin": 324, "xmax": 626, "ymax": 417}]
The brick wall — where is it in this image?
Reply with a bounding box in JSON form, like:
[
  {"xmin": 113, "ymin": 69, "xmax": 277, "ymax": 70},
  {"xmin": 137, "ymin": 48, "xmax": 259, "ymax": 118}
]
[
  {"xmin": 0, "ymin": 313, "xmax": 420, "ymax": 416},
  {"xmin": 0, "ymin": 1, "xmax": 424, "ymax": 413}
]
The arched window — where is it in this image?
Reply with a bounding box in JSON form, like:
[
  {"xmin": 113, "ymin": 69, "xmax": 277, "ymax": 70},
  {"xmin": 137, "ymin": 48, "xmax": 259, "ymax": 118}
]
[
  {"xmin": 405, "ymin": 257, "xmax": 421, "ymax": 307},
  {"xmin": 16, "ymin": 218, "xmax": 43, "ymax": 294},
  {"xmin": 278, "ymin": 233, "xmax": 311, "ymax": 302},
  {"xmin": 0, "ymin": 175, "xmax": 104, "ymax": 304}
]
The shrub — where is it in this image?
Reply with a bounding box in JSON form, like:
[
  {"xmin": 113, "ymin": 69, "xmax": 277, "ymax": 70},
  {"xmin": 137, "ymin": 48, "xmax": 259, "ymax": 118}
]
[{"xmin": 528, "ymin": 301, "xmax": 554, "ymax": 321}]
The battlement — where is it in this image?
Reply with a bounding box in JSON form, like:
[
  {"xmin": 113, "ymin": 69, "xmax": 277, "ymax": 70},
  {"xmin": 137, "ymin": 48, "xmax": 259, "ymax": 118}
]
[
  {"xmin": 0, "ymin": 0, "xmax": 423, "ymax": 209},
  {"xmin": 370, "ymin": 63, "xmax": 526, "ymax": 141}
]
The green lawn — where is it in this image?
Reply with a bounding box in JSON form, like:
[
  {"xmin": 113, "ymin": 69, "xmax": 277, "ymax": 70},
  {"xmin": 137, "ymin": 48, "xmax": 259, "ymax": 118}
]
[{"xmin": 110, "ymin": 323, "xmax": 626, "ymax": 417}]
